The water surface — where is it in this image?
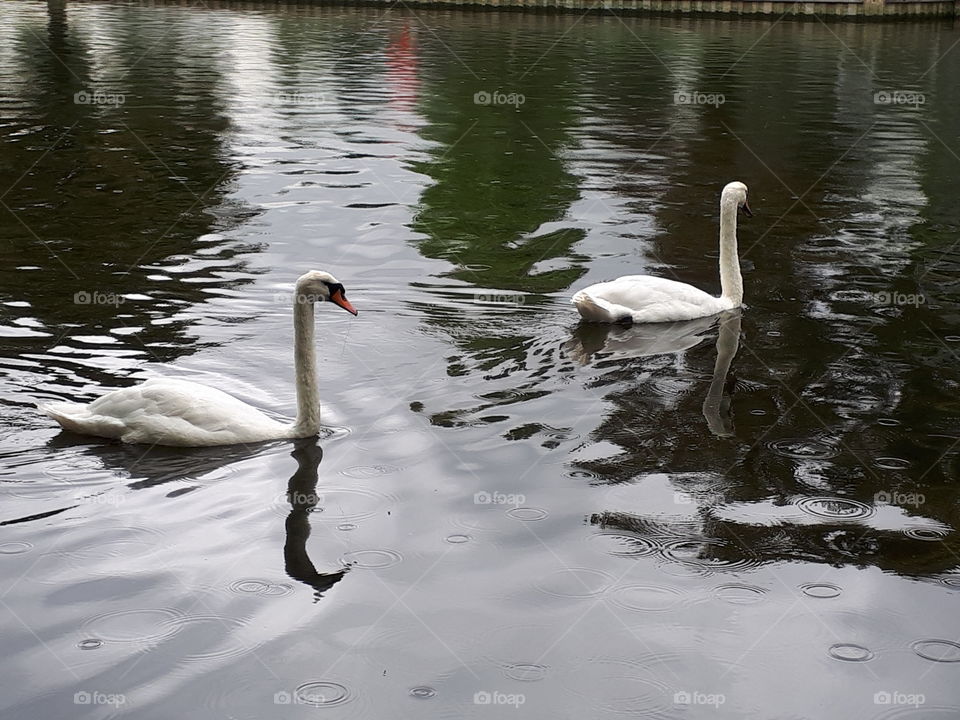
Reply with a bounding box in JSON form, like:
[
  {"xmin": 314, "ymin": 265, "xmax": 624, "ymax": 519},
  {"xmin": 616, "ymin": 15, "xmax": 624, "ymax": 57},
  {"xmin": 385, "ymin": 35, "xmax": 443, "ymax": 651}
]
[{"xmin": 1, "ymin": 2, "xmax": 959, "ymax": 718}]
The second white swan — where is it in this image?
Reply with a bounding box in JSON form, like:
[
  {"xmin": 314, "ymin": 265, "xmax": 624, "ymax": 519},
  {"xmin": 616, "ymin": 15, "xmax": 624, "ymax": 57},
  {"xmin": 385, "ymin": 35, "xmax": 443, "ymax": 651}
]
[
  {"xmin": 572, "ymin": 181, "xmax": 752, "ymax": 324},
  {"xmin": 40, "ymin": 270, "xmax": 357, "ymax": 447}
]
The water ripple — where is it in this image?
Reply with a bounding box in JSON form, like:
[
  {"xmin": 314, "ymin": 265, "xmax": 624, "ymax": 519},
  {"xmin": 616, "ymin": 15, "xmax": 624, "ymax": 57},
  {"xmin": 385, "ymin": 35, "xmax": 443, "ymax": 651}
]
[
  {"xmin": 535, "ymin": 568, "xmax": 614, "ymax": 598},
  {"xmin": 912, "ymin": 639, "xmax": 960, "ymax": 663},
  {"xmin": 768, "ymin": 438, "xmax": 840, "ymax": 460},
  {"xmin": 339, "ymin": 549, "xmax": 403, "ymax": 569},
  {"xmin": 796, "ymin": 497, "xmax": 873, "ymax": 520},
  {"xmin": 294, "ymin": 681, "xmax": 354, "ymax": 707},
  {"xmin": 828, "ymin": 643, "xmax": 875, "ymax": 662}
]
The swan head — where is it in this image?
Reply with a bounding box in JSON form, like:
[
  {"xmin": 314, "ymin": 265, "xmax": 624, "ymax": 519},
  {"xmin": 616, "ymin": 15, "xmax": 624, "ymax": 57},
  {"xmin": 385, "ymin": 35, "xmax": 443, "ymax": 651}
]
[
  {"xmin": 295, "ymin": 270, "xmax": 358, "ymax": 315},
  {"xmin": 722, "ymin": 181, "xmax": 752, "ymax": 217}
]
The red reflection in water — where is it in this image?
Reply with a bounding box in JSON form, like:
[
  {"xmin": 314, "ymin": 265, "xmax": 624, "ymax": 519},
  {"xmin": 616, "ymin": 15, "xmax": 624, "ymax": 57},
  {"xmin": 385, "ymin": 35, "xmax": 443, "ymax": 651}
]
[{"xmin": 386, "ymin": 25, "xmax": 419, "ymax": 116}]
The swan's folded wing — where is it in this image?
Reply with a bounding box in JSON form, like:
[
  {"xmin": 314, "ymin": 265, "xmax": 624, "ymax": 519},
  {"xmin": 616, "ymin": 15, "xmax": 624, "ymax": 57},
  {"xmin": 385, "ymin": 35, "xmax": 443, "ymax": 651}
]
[
  {"xmin": 589, "ymin": 276, "xmax": 724, "ymax": 323},
  {"xmin": 83, "ymin": 379, "xmax": 285, "ymax": 446},
  {"xmin": 597, "ymin": 276, "xmax": 718, "ymax": 307}
]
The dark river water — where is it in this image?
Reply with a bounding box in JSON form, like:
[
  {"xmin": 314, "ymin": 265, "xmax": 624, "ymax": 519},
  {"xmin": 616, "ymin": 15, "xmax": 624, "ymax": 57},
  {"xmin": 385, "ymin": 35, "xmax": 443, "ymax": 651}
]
[{"xmin": 2, "ymin": 2, "xmax": 959, "ymax": 718}]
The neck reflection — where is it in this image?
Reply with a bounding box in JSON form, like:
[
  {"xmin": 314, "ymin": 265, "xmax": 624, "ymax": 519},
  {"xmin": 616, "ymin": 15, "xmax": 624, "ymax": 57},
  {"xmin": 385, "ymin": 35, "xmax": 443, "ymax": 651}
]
[{"xmin": 285, "ymin": 438, "xmax": 347, "ymax": 601}]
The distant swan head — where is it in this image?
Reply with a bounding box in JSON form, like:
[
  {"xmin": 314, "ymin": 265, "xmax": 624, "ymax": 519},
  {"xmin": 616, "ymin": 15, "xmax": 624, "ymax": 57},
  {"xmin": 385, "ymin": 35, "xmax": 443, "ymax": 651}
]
[
  {"xmin": 722, "ymin": 181, "xmax": 752, "ymax": 217},
  {"xmin": 295, "ymin": 270, "xmax": 358, "ymax": 315}
]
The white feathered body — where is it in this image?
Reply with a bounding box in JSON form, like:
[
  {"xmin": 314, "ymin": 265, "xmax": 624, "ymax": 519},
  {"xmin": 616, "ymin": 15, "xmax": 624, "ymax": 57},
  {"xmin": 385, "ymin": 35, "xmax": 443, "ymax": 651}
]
[
  {"xmin": 571, "ymin": 181, "xmax": 749, "ymax": 325},
  {"xmin": 39, "ymin": 270, "xmax": 357, "ymax": 447},
  {"xmin": 572, "ymin": 275, "xmax": 735, "ymax": 324},
  {"xmin": 40, "ymin": 378, "xmax": 297, "ymax": 446}
]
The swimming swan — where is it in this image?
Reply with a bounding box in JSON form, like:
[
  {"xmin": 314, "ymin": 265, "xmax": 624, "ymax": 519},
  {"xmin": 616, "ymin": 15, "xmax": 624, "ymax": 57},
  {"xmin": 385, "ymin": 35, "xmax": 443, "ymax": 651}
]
[
  {"xmin": 572, "ymin": 181, "xmax": 752, "ymax": 323},
  {"xmin": 40, "ymin": 270, "xmax": 357, "ymax": 447}
]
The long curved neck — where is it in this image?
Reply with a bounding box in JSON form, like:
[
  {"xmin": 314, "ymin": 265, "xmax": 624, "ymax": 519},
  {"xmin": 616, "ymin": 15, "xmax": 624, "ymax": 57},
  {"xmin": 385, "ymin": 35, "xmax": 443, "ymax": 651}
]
[
  {"xmin": 292, "ymin": 297, "xmax": 320, "ymax": 435},
  {"xmin": 719, "ymin": 197, "xmax": 743, "ymax": 305}
]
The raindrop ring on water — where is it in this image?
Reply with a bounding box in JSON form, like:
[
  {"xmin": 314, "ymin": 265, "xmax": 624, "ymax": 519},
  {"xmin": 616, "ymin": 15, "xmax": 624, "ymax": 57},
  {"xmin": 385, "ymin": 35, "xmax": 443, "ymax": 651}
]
[{"xmin": 294, "ymin": 681, "xmax": 353, "ymax": 707}]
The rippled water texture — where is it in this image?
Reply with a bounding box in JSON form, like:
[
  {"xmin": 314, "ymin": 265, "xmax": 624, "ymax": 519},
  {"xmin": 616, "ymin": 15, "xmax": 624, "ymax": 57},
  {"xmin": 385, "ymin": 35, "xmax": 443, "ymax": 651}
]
[{"xmin": 1, "ymin": 2, "xmax": 959, "ymax": 718}]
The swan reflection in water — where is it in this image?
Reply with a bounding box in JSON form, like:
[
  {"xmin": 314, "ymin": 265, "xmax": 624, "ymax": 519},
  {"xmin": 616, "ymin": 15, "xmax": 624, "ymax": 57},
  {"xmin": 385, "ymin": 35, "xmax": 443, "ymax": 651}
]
[
  {"xmin": 284, "ymin": 438, "xmax": 348, "ymax": 600},
  {"xmin": 564, "ymin": 309, "xmax": 742, "ymax": 437},
  {"xmin": 3, "ymin": 435, "xmax": 348, "ymax": 600}
]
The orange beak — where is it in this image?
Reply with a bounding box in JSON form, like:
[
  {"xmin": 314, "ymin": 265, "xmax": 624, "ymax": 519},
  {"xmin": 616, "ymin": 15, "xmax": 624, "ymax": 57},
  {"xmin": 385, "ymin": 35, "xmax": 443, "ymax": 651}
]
[{"xmin": 331, "ymin": 289, "xmax": 358, "ymax": 316}]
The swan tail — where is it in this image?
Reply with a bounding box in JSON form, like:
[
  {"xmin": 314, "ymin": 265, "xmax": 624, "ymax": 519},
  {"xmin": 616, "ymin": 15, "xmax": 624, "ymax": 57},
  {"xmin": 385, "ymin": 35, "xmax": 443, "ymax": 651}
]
[
  {"xmin": 572, "ymin": 291, "xmax": 632, "ymax": 324},
  {"xmin": 39, "ymin": 402, "xmax": 124, "ymax": 439}
]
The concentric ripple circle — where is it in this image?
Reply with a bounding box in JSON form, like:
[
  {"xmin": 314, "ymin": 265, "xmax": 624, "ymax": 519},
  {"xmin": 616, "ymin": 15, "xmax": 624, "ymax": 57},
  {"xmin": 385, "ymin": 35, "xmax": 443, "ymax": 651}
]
[
  {"xmin": 506, "ymin": 506, "xmax": 548, "ymax": 521},
  {"xmin": 714, "ymin": 583, "xmax": 768, "ymax": 605},
  {"xmin": 535, "ymin": 568, "xmax": 614, "ymax": 598},
  {"xmin": 769, "ymin": 438, "xmax": 840, "ymax": 460},
  {"xmin": 660, "ymin": 539, "xmax": 761, "ymax": 572},
  {"xmin": 0, "ymin": 541, "xmax": 32, "ymax": 555},
  {"xmin": 504, "ymin": 662, "xmax": 548, "ymax": 682},
  {"xmin": 610, "ymin": 584, "xmax": 686, "ymax": 612},
  {"xmin": 799, "ymin": 582, "xmax": 842, "ymax": 599},
  {"xmin": 294, "ymin": 681, "xmax": 353, "ymax": 707},
  {"xmin": 339, "ymin": 549, "xmax": 403, "ymax": 569},
  {"xmin": 912, "ymin": 639, "xmax": 960, "ymax": 663},
  {"xmin": 589, "ymin": 532, "xmax": 659, "ymax": 558},
  {"xmin": 828, "ymin": 643, "xmax": 874, "ymax": 662},
  {"xmin": 81, "ymin": 608, "xmax": 183, "ymax": 644},
  {"xmin": 307, "ymin": 487, "xmax": 393, "ymax": 522},
  {"xmin": 874, "ymin": 457, "xmax": 912, "ymax": 470},
  {"xmin": 796, "ymin": 497, "xmax": 873, "ymax": 520},
  {"xmin": 230, "ymin": 579, "xmax": 270, "ymax": 595},
  {"xmin": 903, "ymin": 526, "xmax": 949, "ymax": 542}
]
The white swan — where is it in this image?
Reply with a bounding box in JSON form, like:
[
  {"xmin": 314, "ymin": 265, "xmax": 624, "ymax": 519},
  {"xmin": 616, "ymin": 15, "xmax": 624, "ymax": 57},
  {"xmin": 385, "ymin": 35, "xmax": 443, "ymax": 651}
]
[
  {"xmin": 40, "ymin": 270, "xmax": 357, "ymax": 447},
  {"xmin": 572, "ymin": 181, "xmax": 752, "ymax": 323}
]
